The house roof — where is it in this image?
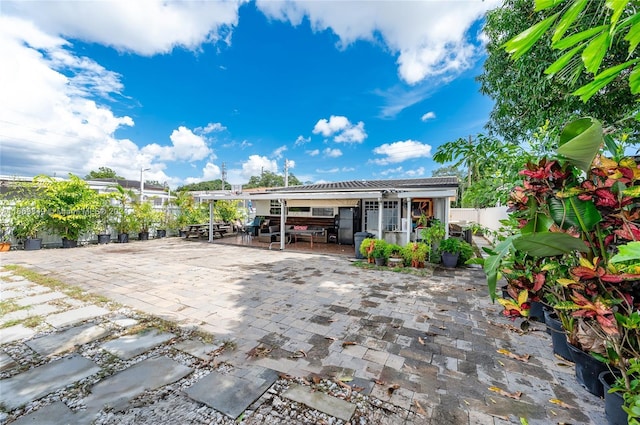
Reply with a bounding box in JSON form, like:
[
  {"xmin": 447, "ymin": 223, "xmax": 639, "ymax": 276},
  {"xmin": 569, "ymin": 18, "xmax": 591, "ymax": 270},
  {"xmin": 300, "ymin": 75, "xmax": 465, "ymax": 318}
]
[
  {"xmin": 266, "ymin": 177, "xmax": 458, "ymax": 193},
  {"xmin": 88, "ymin": 178, "xmax": 166, "ymax": 191}
]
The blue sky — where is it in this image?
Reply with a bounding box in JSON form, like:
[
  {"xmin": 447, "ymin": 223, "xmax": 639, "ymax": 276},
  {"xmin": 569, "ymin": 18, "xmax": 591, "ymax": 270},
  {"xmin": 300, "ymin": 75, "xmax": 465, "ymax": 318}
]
[{"xmin": 0, "ymin": 0, "xmax": 500, "ymax": 187}]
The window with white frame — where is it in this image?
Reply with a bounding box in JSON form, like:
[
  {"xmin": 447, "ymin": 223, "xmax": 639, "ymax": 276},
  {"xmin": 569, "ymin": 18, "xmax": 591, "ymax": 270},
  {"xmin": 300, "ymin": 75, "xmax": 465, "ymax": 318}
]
[
  {"xmin": 382, "ymin": 201, "xmax": 399, "ymax": 231},
  {"xmin": 270, "ymin": 200, "xmax": 281, "ymax": 215},
  {"xmin": 363, "ymin": 201, "xmax": 378, "ymax": 231}
]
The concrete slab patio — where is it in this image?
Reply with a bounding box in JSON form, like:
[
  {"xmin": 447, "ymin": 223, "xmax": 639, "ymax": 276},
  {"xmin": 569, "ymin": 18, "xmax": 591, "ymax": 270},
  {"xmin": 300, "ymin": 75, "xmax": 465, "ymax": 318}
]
[{"xmin": 1, "ymin": 237, "xmax": 607, "ymax": 424}]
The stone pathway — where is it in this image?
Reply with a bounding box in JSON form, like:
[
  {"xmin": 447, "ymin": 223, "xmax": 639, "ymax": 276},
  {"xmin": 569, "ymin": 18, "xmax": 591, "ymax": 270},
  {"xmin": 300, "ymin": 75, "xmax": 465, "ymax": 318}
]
[{"xmin": 0, "ymin": 238, "xmax": 608, "ymax": 424}]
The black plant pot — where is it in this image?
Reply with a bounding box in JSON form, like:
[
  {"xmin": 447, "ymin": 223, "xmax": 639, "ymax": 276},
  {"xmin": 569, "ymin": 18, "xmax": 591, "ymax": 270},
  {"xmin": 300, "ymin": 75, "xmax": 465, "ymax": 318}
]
[
  {"xmin": 374, "ymin": 257, "xmax": 386, "ymax": 266},
  {"xmin": 97, "ymin": 234, "xmax": 111, "ymax": 244},
  {"xmin": 118, "ymin": 233, "xmax": 129, "ymax": 243},
  {"xmin": 156, "ymin": 229, "xmax": 166, "ymax": 238},
  {"xmin": 24, "ymin": 238, "xmax": 42, "ymax": 251},
  {"xmin": 61, "ymin": 238, "xmax": 77, "ymax": 248},
  {"xmin": 441, "ymin": 252, "xmax": 459, "ymax": 268},
  {"xmin": 598, "ymin": 370, "xmax": 626, "ymax": 425},
  {"xmin": 529, "ymin": 301, "xmax": 545, "ymax": 323},
  {"xmin": 138, "ymin": 231, "xmax": 149, "ymax": 241},
  {"xmin": 544, "ymin": 310, "xmax": 572, "ymax": 361},
  {"xmin": 567, "ymin": 343, "xmax": 608, "ymax": 397},
  {"xmin": 179, "ymin": 230, "xmax": 187, "ymax": 238}
]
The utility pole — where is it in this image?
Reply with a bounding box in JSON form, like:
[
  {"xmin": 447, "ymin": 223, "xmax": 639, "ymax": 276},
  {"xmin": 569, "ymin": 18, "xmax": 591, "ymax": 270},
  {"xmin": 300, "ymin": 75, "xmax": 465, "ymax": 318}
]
[
  {"xmin": 284, "ymin": 159, "xmax": 289, "ymax": 187},
  {"xmin": 221, "ymin": 162, "xmax": 227, "ymax": 190},
  {"xmin": 467, "ymin": 135, "xmax": 473, "ymax": 187}
]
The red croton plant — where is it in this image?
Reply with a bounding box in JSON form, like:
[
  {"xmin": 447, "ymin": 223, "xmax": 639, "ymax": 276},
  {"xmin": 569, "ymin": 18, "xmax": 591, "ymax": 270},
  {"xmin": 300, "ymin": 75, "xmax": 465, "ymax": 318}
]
[{"xmin": 482, "ymin": 118, "xmax": 640, "ymax": 374}]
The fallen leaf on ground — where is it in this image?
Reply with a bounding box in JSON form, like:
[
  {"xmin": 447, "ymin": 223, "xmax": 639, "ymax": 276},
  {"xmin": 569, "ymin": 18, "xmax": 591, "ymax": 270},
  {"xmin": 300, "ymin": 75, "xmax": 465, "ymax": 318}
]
[
  {"xmin": 414, "ymin": 400, "xmax": 427, "ymax": 415},
  {"xmin": 497, "ymin": 348, "xmax": 530, "ymax": 363},
  {"xmin": 246, "ymin": 344, "xmax": 272, "ymax": 358},
  {"xmin": 325, "ymin": 336, "xmax": 336, "ymax": 341},
  {"xmin": 338, "ymin": 376, "xmax": 353, "ymax": 382},
  {"xmin": 549, "ymin": 399, "xmax": 573, "ymax": 409},
  {"xmin": 438, "ymin": 326, "xmax": 447, "ymax": 330},
  {"xmin": 327, "ymin": 318, "xmax": 337, "ymax": 323},
  {"xmin": 289, "ymin": 350, "xmax": 307, "ymax": 358},
  {"xmin": 418, "ymin": 337, "xmax": 425, "ymax": 345},
  {"xmin": 488, "ymin": 386, "xmax": 522, "ymax": 400},
  {"xmin": 387, "ymin": 383, "xmax": 400, "ymax": 396},
  {"xmin": 421, "ymin": 314, "xmax": 431, "ymax": 320},
  {"xmin": 342, "ymin": 341, "xmax": 357, "ymax": 347},
  {"xmin": 374, "ymin": 379, "xmax": 385, "ymax": 385},
  {"xmin": 310, "ymin": 374, "xmax": 322, "ymax": 384},
  {"xmin": 352, "ymin": 385, "xmax": 364, "ymax": 392},
  {"xmin": 278, "ymin": 373, "xmax": 294, "ymax": 379}
]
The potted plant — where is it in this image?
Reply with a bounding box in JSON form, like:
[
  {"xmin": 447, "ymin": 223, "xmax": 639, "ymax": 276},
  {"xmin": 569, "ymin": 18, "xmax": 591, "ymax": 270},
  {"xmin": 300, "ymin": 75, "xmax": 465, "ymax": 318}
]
[
  {"xmin": 359, "ymin": 237, "xmax": 376, "ymax": 263},
  {"xmin": 600, "ymin": 357, "xmax": 640, "ymax": 425},
  {"xmin": 95, "ymin": 193, "xmax": 114, "ymax": 244},
  {"xmin": 0, "ymin": 223, "xmax": 11, "ymax": 252},
  {"xmin": 439, "ymin": 238, "xmax": 465, "ymax": 268},
  {"xmin": 421, "ymin": 219, "xmax": 446, "ymax": 262},
  {"xmin": 404, "ymin": 242, "xmax": 428, "ymax": 268},
  {"xmin": 36, "ymin": 174, "xmax": 101, "ymax": 248},
  {"xmin": 10, "ymin": 198, "xmax": 45, "ymax": 250},
  {"xmin": 131, "ymin": 201, "xmax": 162, "ymax": 241},
  {"xmin": 111, "ymin": 184, "xmax": 135, "ymax": 243},
  {"xmin": 385, "ymin": 243, "xmax": 404, "ymax": 267},
  {"xmin": 371, "ymin": 239, "xmax": 388, "ymax": 266}
]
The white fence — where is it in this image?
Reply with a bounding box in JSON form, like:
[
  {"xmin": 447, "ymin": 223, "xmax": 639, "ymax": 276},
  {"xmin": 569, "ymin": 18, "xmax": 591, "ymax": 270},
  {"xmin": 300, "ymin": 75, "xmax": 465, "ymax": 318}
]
[{"xmin": 450, "ymin": 206, "xmax": 509, "ymax": 233}]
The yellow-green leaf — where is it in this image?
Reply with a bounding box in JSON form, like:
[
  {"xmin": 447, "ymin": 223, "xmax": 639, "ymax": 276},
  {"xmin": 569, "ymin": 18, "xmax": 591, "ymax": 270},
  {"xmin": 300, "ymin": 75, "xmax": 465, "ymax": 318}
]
[
  {"xmin": 552, "ymin": 0, "xmax": 589, "ymax": 44},
  {"xmin": 535, "ymin": 0, "xmax": 565, "ymax": 11},
  {"xmin": 606, "ymin": 0, "xmax": 630, "ymax": 28},
  {"xmin": 582, "ymin": 31, "xmax": 610, "ymax": 74},
  {"xmin": 505, "ymin": 13, "xmax": 560, "ymax": 60},
  {"xmin": 624, "ymin": 19, "xmax": 640, "ymax": 54},
  {"xmin": 554, "ymin": 25, "xmax": 608, "ymax": 50},
  {"xmin": 631, "ymin": 63, "xmax": 640, "ymax": 94},
  {"xmin": 623, "ymin": 185, "xmax": 640, "ymax": 197},
  {"xmin": 545, "ymin": 44, "xmax": 584, "ymax": 76}
]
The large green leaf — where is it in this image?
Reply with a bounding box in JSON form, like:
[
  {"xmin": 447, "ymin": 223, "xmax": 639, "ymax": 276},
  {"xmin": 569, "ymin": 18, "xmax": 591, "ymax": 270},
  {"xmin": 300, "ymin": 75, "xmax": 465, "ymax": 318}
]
[
  {"xmin": 514, "ymin": 232, "xmax": 589, "ymax": 256},
  {"xmin": 545, "ymin": 44, "xmax": 584, "ymax": 75},
  {"xmin": 557, "ymin": 117, "xmax": 603, "ymax": 171},
  {"xmin": 505, "ymin": 13, "xmax": 560, "ymax": 60},
  {"xmin": 573, "ymin": 59, "xmax": 639, "ymax": 101},
  {"xmin": 606, "ymin": 0, "xmax": 630, "ymax": 27},
  {"xmin": 554, "ymin": 25, "xmax": 608, "ymax": 49},
  {"xmin": 631, "ymin": 63, "xmax": 640, "ymax": 94},
  {"xmin": 521, "ymin": 213, "xmax": 554, "ymax": 234},
  {"xmin": 535, "ymin": 0, "xmax": 565, "ymax": 11},
  {"xmin": 483, "ymin": 235, "xmax": 519, "ymax": 302},
  {"xmin": 582, "ymin": 31, "xmax": 610, "ymax": 74},
  {"xmin": 610, "ymin": 241, "xmax": 640, "ymax": 263},
  {"xmin": 624, "ymin": 16, "xmax": 640, "ymax": 53},
  {"xmin": 549, "ymin": 197, "xmax": 602, "ymax": 231},
  {"xmin": 552, "ymin": 0, "xmax": 589, "ymax": 44}
]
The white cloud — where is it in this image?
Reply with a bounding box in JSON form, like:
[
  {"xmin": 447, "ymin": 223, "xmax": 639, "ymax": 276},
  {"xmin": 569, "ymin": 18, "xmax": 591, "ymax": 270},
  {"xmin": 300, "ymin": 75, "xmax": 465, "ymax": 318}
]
[
  {"xmin": 380, "ymin": 166, "xmax": 404, "ymax": 176},
  {"xmin": 371, "ymin": 140, "xmax": 432, "ymax": 165},
  {"xmin": 200, "ymin": 122, "xmax": 227, "ymax": 134},
  {"xmin": 141, "ymin": 126, "xmax": 212, "ymax": 162},
  {"xmin": 3, "ymin": 0, "xmax": 242, "ymax": 56},
  {"xmin": 241, "ymin": 155, "xmax": 278, "ymax": 180},
  {"xmin": 0, "ymin": 16, "xmax": 140, "ymax": 178},
  {"xmin": 316, "ymin": 167, "xmax": 341, "ymax": 174},
  {"xmin": 272, "ymin": 145, "xmax": 288, "ymax": 159},
  {"xmin": 421, "ymin": 111, "xmax": 436, "ymax": 122},
  {"xmin": 323, "ymin": 148, "xmax": 342, "ymax": 158},
  {"xmin": 256, "ymin": 0, "xmax": 500, "ymax": 85},
  {"xmin": 307, "ymin": 149, "xmax": 320, "ymax": 156},
  {"xmin": 312, "ymin": 115, "xmax": 367, "ymax": 144},
  {"xmin": 406, "ymin": 167, "xmax": 425, "ymax": 177},
  {"xmin": 294, "ymin": 135, "xmax": 311, "ymax": 146}
]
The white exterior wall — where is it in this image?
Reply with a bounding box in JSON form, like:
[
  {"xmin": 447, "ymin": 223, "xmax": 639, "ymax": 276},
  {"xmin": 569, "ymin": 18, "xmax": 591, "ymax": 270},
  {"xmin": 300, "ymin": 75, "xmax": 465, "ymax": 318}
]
[{"xmin": 450, "ymin": 206, "xmax": 509, "ymax": 232}]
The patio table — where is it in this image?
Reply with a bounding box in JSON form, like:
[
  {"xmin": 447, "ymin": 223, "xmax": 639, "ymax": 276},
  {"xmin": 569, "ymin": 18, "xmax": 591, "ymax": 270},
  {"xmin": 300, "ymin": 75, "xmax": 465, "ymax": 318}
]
[{"xmin": 286, "ymin": 228, "xmax": 325, "ymax": 249}]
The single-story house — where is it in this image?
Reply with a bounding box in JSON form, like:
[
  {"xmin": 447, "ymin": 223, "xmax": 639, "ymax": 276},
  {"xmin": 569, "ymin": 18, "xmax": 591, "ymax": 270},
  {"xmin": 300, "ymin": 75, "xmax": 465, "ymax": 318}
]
[{"xmin": 199, "ymin": 177, "xmax": 459, "ymax": 250}]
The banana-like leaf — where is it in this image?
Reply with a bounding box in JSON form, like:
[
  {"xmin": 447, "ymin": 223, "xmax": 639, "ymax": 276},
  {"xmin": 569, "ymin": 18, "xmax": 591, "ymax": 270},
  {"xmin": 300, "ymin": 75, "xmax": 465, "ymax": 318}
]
[
  {"xmin": 631, "ymin": 63, "xmax": 640, "ymax": 94},
  {"xmin": 623, "ymin": 186, "xmax": 640, "ymax": 197},
  {"xmin": 535, "ymin": 0, "xmax": 565, "ymax": 10},
  {"xmin": 484, "ymin": 235, "xmax": 519, "ymax": 302},
  {"xmin": 545, "ymin": 44, "xmax": 584, "ymax": 75},
  {"xmin": 554, "ymin": 25, "xmax": 608, "ymax": 49},
  {"xmin": 513, "ymin": 232, "xmax": 589, "ymax": 257},
  {"xmin": 624, "ymin": 17, "xmax": 640, "ymax": 53},
  {"xmin": 610, "ymin": 241, "xmax": 640, "ymax": 263},
  {"xmin": 582, "ymin": 32, "xmax": 611, "ymax": 74},
  {"xmin": 549, "ymin": 197, "xmax": 602, "ymax": 231},
  {"xmin": 574, "ymin": 59, "xmax": 639, "ymax": 101},
  {"xmin": 505, "ymin": 13, "xmax": 560, "ymax": 60},
  {"xmin": 552, "ymin": 0, "xmax": 589, "ymax": 44},
  {"xmin": 521, "ymin": 213, "xmax": 554, "ymax": 234},
  {"xmin": 557, "ymin": 117, "xmax": 602, "ymax": 171}
]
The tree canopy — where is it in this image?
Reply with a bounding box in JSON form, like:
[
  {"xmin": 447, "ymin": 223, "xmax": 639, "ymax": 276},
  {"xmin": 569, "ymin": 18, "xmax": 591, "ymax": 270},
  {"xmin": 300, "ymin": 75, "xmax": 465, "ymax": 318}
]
[
  {"xmin": 85, "ymin": 167, "xmax": 123, "ymax": 180},
  {"xmin": 177, "ymin": 180, "xmax": 231, "ymax": 192},
  {"xmin": 243, "ymin": 171, "xmax": 302, "ymax": 189},
  {"xmin": 478, "ymin": 0, "xmax": 638, "ymax": 143}
]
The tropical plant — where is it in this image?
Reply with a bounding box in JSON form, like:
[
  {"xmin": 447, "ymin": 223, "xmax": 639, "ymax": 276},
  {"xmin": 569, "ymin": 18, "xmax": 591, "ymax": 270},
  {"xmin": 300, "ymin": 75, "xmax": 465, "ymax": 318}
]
[
  {"xmin": 371, "ymin": 239, "xmax": 388, "ymax": 259},
  {"xmin": 420, "ymin": 219, "xmax": 446, "ymax": 262},
  {"xmin": 404, "ymin": 242, "xmax": 429, "ymax": 267},
  {"xmin": 359, "ymin": 237, "xmax": 376, "ymax": 261},
  {"xmin": 131, "ymin": 201, "xmax": 162, "ymax": 234},
  {"xmin": 479, "ymin": 0, "xmax": 639, "ymax": 142},
  {"xmin": 111, "ymin": 184, "xmax": 135, "ymax": 234},
  {"xmin": 384, "ymin": 243, "xmax": 404, "ymax": 259},
  {"xmin": 213, "ymin": 199, "xmax": 241, "ymax": 223},
  {"xmin": 439, "ymin": 238, "xmax": 473, "ymax": 266},
  {"xmin": 35, "ymin": 174, "xmax": 101, "ymax": 242},
  {"xmin": 607, "ymin": 357, "xmax": 640, "ymax": 425}
]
